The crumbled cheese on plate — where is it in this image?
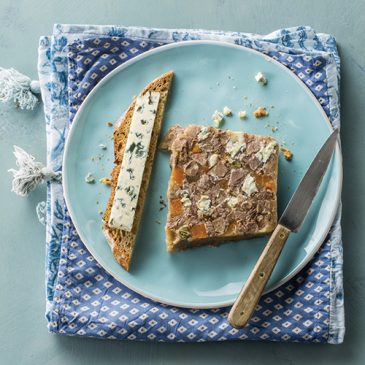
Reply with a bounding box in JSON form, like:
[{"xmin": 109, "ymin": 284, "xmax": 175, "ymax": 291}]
[
  {"xmin": 255, "ymin": 72, "xmax": 267, "ymax": 85},
  {"xmin": 84, "ymin": 173, "xmax": 95, "ymax": 184},
  {"xmin": 238, "ymin": 110, "xmax": 247, "ymax": 119},
  {"xmin": 223, "ymin": 106, "xmax": 232, "ymax": 116},
  {"xmin": 212, "ymin": 110, "xmax": 224, "ymax": 127}
]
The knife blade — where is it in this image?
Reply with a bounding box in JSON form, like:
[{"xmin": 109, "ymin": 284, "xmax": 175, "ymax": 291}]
[
  {"xmin": 279, "ymin": 128, "xmax": 339, "ymax": 232},
  {"xmin": 228, "ymin": 129, "xmax": 339, "ymax": 329}
]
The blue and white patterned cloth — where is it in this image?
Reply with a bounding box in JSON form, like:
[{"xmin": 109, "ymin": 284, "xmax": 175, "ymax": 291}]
[{"xmin": 38, "ymin": 24, "xmax": 344, "ymax": 343}]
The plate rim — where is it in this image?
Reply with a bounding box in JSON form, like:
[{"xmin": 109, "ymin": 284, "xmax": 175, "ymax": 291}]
[{"xmin": 63, "ymin": 40, "xmax": 343, "ymax": 308}]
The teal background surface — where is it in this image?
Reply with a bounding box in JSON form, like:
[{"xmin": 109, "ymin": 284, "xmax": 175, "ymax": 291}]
[{"xmin": 0, "ymin": 0, "xmax": 363, "ymax": 364}]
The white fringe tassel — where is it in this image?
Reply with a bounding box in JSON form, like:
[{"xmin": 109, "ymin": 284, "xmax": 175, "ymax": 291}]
[
  {"xmin": 0, "ymin": 67, "xmax": 40, "ymax": 110},
  {"xmin": 8, "ymin": 146, "xmax": 61, "ymax": 197}
]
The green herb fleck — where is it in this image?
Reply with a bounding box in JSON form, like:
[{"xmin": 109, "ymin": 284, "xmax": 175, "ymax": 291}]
[
  {"xmin": 178, "ymin": 226, "xmax": 191, "ymax": 241},
  {"xmin": 231, "ymin": 161, "xmax": 242, "ymax": 169}
]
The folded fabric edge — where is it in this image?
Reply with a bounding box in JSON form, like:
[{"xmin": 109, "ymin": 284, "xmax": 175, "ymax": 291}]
[
  {"xmin": 53, "ymin": 23, "xmax": 338, "ymax": 56},
  {"xmin": 321, "ymin": 48, "xmax": 344, "ymax": 344},
  {"xmin": 328, "ymin": 208, "xmax": 345, "ymax": 344}
]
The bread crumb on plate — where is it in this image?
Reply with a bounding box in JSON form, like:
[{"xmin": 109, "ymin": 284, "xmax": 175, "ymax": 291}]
[
  {"xmin": 253, "ymin": 107, "xmax": 269, "ymax": 118},
  {"xmin": 281, "ymin": 147, "xmax": 293, "ymax": 161},
  {"xmin": 99, "ymin": 177, "xmax": 112, "ymax": 185}
]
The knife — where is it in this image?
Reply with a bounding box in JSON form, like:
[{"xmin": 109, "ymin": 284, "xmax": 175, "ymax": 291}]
[{"xmin": 228, "ymin": 129, "xmax": 339, "ymax": 329}]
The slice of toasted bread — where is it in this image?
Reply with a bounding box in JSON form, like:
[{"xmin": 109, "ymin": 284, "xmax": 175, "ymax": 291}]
[{"xmin": 103, "ymin": 71, "xmax": 174, "ymax": 271}]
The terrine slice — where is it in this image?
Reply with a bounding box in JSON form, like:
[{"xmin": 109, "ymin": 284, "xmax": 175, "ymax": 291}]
[{"xmin": 164, "ymin": 125, "xmax": 279, "ymax": 252}]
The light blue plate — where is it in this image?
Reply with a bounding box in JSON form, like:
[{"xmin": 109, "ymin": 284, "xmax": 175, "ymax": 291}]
[{"xmin": 63, "ymin": 41, "xmax": 342, "ymax": 308}]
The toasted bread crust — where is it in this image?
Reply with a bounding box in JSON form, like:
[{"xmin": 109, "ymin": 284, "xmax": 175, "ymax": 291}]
[{"xmin": 103, "ymin": 71, "xmax": 173, "ymax": 271}]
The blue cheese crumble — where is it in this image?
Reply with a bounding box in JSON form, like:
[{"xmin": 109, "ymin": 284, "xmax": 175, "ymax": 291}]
[
  {"xmin": 238, "ymin": 110, "xmax": 247, "ymax": 119},
  {"xmin": 84, "ymin": 173, "xmax": 95, "ymax": 184},
  {"xmin": 226, "ymin": 195, "xmax": 239, "ymax": 208},
  {"xmin": 242, "ymin": 174, "xmax": 258, "ymax": 196},
  {"xmin": 225, "ymin": 135, "xmax": 246, "ymax": 158},
  {"xmin": 223, "ymin": 106, "xmax": 232, "ymax": 116},
  {"xmin": 197, "ymin": 127, "xmax": 210, "ymax": 141},
  {"xmin": 212, "ymin": 110, "xmax": 224, "ymax": 127},
  {"xmin": 255, "ymin": 140, "xmax": 277, "ymax": 163},
  {"xmin": 255, "ymin": 72, "xmax": 267, "ymax": 85},
  {"xmin": 197, "ymin": 195, "xmax": 211, "ymax": 212}
]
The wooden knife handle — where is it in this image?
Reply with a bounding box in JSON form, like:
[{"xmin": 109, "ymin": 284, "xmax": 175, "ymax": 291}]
[{"xmin": 228, "ymin": 224, "xmax": 290, "ymax": 328}]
